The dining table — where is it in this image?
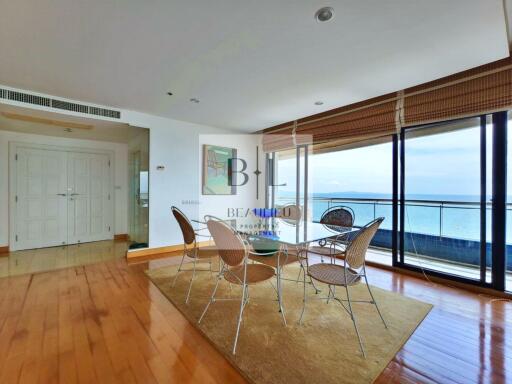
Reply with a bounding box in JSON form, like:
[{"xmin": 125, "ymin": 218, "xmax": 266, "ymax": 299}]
[{"xmin": 192, "ymin": 214, "xmax": 360, "ymax": 322}]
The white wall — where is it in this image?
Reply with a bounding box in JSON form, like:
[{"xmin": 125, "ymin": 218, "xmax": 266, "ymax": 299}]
[
  {"xmin": 0, "ymin": 130, "xmax": 128, "ymax": 247},
  {"xmin": 197, "ymin": 133, "xmax": 265, "ymax": 221},
  {"xmin": 0, "ymin": 88, "xmax": 261, "ymax": 249},
  {"xmin": 123, "ymin": 111, "xmax": 262, "ymax": 248}
]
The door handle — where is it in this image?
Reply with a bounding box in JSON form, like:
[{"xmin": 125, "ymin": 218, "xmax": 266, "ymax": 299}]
[
  {"xmin": 70, "ymin": 193, "xmax": 80, "ymax": 196},
  {"xmin": 56, "ymin": 193, "xmax": 67, "ymax": 196}
]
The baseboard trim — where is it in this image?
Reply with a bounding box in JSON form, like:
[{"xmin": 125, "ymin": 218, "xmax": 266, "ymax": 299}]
[
  {"xmin": 114, "ymin": 234, "xmax": 129, "ymax": 241},
  {"xmin": 0, "ymin": 246, "xmax": 9, "ymax": 255},
  {"xmin": 364, "ymin": 259, "xmax": 512, "ymax": 299},
  {"xmin": 126, "ymin": 240, "xmax": 213, "ymax": 259}
]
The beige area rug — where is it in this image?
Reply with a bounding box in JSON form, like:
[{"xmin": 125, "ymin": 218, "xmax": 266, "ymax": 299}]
[{"xmin": 146, "ymin": 261, "xmax": 432, "ymax": 384}]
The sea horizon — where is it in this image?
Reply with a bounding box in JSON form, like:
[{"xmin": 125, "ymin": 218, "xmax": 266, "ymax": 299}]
[{"xmin": 275, "ymin": 191, "xmax": 512, "ymax": 242}]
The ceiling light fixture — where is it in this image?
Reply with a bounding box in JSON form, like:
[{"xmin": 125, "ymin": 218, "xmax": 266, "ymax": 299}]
[
  {"xmin": 314, "ymin": 101, "xmax": 324, "ymax": 105},
  {"xmin": 190, "ymin": 98, "xmax": 200, "ymax": 103},
  {"xmin": 315, "ymin": 7, "xmax": 334, "ymax": 22}
]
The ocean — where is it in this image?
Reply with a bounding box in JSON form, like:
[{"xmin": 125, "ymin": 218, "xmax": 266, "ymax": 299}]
[{"xmin": 276, "ymin": 192, "xmax": 512, "ymax": 243}]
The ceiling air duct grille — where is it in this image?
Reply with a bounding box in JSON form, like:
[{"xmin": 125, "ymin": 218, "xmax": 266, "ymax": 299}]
[
  {"xmin": 7, "ymin": 90, "xmax": 51, "ymax": 107},
  {"xmin": 51, "ymin": 99, "xmax": 89, "ymax": 114},
  {"xmin": 0, "ymin": 87, "xmax": 121, "ymax": 119},
  {"xmin": 89, "ymin": 106, "xmax": 121, "ymax": 119}
]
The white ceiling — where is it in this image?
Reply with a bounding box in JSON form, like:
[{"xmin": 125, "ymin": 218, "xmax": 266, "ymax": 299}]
[
  {"xmin": 0, "ymin": 1, "xmax": 509, "ymax": 132},
  {"xmin": 0, "ymin": 104, "xmax": 144, "ymax": 143}
]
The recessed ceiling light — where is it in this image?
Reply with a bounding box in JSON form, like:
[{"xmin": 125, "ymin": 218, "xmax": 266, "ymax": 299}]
[
  {"xmin": 167, "ymin": 91, "xmax": 173, "ymax": 96},
  {"xmin": 315, "ymin": 7, "xmax": 334, "ymax": 22},
  {"xmin": 190, "ymin": 98, "xmax": 200, "ymax": 103},
  {"xmin": 314, "ymin": 101, "xmax": 324, "ymax": 105}
]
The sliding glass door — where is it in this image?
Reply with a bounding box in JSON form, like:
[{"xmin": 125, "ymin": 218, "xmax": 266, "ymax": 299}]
[
  {"xmin": 269, "ymin": 146, "xmax": 310, "ymax": 221},
  {"xmin": 265, "ymin": 111, "xmax": 509, "ymax": 290},
  {"xmin": 400, "ymin": 117, "xmax": 491, "ymax": 284},
  {"xmin": 506, "ymin": 113, "xmax": 512, "ymax": 292},
  {"xmin": 308, "ymin": 138, "xmax": 394, "ymax": 264}
]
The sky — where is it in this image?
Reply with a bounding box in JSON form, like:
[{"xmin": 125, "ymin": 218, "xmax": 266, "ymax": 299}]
[{"xmin": 276, "ymin": 121, "xmax": 497, "ymax": 198}]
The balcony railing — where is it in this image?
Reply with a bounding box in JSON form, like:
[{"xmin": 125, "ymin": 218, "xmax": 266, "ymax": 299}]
[{"xmin": 275, "ymin": 196, "xmax": 512, "ymax": 271}]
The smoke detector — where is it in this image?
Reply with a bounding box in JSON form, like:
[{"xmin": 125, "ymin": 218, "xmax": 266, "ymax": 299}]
[{"xmin": 315, "ymin": 7, "xmax": 334, "ymax": 22}]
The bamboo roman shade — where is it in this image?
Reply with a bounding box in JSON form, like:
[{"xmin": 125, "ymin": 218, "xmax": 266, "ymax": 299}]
[
  {"xmin": 403, "ymin": 56, "xmax": 512, "ymax": 126},
  {"xmin": 296, "ymin": 99, "xmax": 397, "ymax": 142},
  {"xmin": 261, "ymin": 132, "xmax": 291, "ymax": 153},
  {"xmin": 262, "ymin": 55, "xmax": 512, "ymax": 152},
  {"xmin": 262, "ymin": 93, "xmax": 397, "ymax": 152},
  {"xmin": 261, "ymin": 129, "xmax": 310, "ymax": 153}
]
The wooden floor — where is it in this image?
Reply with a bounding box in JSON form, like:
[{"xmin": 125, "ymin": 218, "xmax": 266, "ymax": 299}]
[
  {"xmin": 0, "ymin": 240, "xmax": 127, "ymax": 278},
  {"xmin": 0, "ymin": 242, "xmax": 510, "ymax": 383}
]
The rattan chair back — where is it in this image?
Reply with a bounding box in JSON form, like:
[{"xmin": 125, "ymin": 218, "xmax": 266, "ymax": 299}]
[
  {"xmin": 207, "ymin": 219, "xmax": 246, "ymax": 267},
  {"xmin": 345, "ymin": 217, "xmax": 384, "ymax": 270},
  {"xmin": 172, "ymin": 206, "xmax": 196, "ymax": 245},
  {"xmin": 320, "ymin": 206, "xmax": 354, "ymax": 227},
  {"xmin": 278, "ymin": 204, "xmax": 302, "ymax": 224}
]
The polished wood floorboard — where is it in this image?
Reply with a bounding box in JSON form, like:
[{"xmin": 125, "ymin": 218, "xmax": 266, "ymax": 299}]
[
  {"xmin": 0, "ymin": 242, "xmax": 510, "ymax": 383},
  {"xmin": 0, "ymin": 240, "xmax": 127, "ymax": 278}
]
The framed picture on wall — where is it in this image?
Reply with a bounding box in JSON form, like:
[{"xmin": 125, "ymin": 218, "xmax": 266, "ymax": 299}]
[{"xmin": 202, "ymin": 144, "xmax": 237, "ymax": 195}]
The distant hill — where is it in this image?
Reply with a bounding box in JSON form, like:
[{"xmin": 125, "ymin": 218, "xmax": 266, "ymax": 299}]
[{"xmin": 277, "ymin": 191, "xmax": 494, "ymax": 203}]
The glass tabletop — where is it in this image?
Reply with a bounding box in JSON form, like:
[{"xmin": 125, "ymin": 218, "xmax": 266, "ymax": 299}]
[{"xmin": 192, "ymin": 216, "xmax": 359, "ymax": 246}]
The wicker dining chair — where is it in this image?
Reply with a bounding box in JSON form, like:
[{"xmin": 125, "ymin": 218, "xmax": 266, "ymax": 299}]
[
  {"xmin": 277, "ymin": 204, "xmax": 302, "ymax": 225},
  {"xmin": 198, "ymin": 218, "xmax": 285, "ymax": 355},
  {"xmin": 308, "ymin": 206, "xmax": 355, "ymax": 262},
  {"xmin": 171, "ymin": 206, "xmax": 218, "ymax": 304},
  {"xmin": 299, "ymin": 217, "xmax": 387, "ymax": 358},
  {"xmin": 273, "ymin": 203, "xmax": 323, "ymax": 293}
]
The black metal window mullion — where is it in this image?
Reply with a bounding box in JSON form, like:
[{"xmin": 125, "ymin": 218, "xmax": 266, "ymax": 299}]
[
  {"xmin": 399, "ymin": 128, "xmax": 405, "ymax": 265},
  {"xmin": 392, "ymin": 134, "xmax": 399, "ymax": 266},
  {"xmin": 479, "ymin": 115, "xmax": 487, "ymax": 284},
  {"xmin": 491, "ymin": 111, "xmax": 507, "ymax": 291}
]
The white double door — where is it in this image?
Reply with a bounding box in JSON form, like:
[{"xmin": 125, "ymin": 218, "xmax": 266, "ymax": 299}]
[{"xmin": 12, "ymin": 146, "xmax": 113, "ymax": 251}]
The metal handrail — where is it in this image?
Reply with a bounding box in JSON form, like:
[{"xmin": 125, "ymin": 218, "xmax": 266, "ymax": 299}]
[
  {"xmin": 314, "ymin": 196, "xmax": 511, "ymax": 207},
  {"xmin": 275, "ymin": 195, "xmax": 512, "ymax": 239},
  {"xmin": 277, "ymin": 196, "xmax": 512, "ymax": 207}
]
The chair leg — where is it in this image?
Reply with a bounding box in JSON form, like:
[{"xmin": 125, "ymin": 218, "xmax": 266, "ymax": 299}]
[
  {"xmin": 185, "ymin": 257, "xmax": 197, "ymax": 304},
  {"xmin": 364, "ymin": 275, "xmax": 387, "ymax": 328},
  {"xmin": 295, "ymin": 265, "xmax": 303, "ymax": 283},
  {"xmin": 344, "ymin": 285, "xmax": 366, "ymax": 358},
  {"xmin": 299, "ymin": 269, "xmax": 307, "ymax": 325},
  {"xmin": 198, "ymin": 268, "xmax": 223, "ymax": 324},
  {"xmin": 171, "ymin": 253, "xmax": 186, "ymax": 287},
  {"xmin": 327, "ymin": 285, "xmax": 334, "ymax": 304},
  {"xmin": 233, "ymin": 284, "xmax": 248, "ymax": 355},
  {"xmin": 276, "ymin": 266, "xmax": 287, "ymax": 326},
  {"xmin": 309, "ymin": 275, "xmax": 321, "ymax": 294}
]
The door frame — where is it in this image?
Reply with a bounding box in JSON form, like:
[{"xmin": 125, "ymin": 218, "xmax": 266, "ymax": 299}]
[
  {"xmin": 396, "ymin": 114, "xmax": 502, "ymax": 290},
  {"xmin": 9, "ymin": 142, "xmax": 115, "ymax": 251}
]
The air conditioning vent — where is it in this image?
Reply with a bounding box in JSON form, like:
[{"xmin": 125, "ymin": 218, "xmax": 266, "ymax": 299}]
[
  {"xmin": 0, "ymin": 87, "xmax": 121, "ymax": 119},
  {"xmin": 90, "ymin": 106, "xmax": 121, "ymax": 119},
  {"xmin": 51, "ymin": 99, "xmax": 89, "ymax": 114},
  {"xmin": 7, "ymin": 90, "xmax": 51, "ymax": 107}
]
